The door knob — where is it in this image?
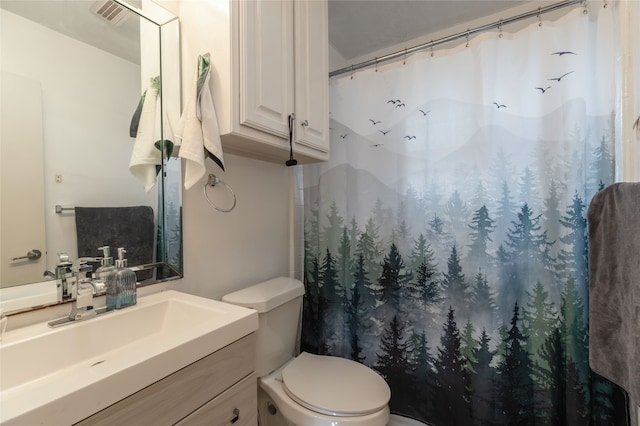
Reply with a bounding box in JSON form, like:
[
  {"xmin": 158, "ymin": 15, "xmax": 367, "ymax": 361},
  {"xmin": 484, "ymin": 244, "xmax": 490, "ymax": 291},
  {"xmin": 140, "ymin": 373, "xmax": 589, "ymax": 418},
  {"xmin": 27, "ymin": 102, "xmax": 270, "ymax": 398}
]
[{"xmin": 11, "ymin": 249, "xmax": 42, "ymax": 261}]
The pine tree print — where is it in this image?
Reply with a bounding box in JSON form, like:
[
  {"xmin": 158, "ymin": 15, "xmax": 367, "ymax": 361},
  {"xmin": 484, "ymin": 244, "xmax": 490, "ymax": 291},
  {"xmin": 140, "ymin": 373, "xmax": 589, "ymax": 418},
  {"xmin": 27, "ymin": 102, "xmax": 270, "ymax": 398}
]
[
  {"xmin": 495, "ymin": 302, "xmax": 536, "ymax": 425},
  {"xmin": 374, "ymin": 315, "xmax": 415, "ymax": 414},
  {"xmin": 433, "ymin": 307, "xmax": 472, "ymax": 425},
  {"xmin": 441, "ymin": 244, "xmax": 471, "ymax": 319}
]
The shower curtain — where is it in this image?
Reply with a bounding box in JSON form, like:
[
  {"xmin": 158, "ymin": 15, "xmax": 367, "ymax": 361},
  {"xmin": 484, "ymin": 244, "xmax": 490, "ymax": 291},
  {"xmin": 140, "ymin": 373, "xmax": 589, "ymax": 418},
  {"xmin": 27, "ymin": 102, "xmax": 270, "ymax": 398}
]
[{"xmin": 302, "ymin": 5, "xmax": 630, "ymax": 425}]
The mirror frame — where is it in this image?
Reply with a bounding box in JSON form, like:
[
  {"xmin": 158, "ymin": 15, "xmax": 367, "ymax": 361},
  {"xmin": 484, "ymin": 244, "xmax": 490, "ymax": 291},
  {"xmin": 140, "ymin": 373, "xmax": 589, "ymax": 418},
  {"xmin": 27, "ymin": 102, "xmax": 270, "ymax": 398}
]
[{"xmin": 0, "ymin": 0, "xmax": 182, "ymax": 314}]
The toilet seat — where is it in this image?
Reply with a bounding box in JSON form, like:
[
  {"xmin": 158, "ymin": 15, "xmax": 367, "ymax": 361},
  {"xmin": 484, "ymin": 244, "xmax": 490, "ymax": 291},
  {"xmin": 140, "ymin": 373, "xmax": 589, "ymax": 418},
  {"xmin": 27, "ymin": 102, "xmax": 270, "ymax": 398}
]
[{"xmin": 281, "ymin": 352, "xmax": 390, "ymax": 417}]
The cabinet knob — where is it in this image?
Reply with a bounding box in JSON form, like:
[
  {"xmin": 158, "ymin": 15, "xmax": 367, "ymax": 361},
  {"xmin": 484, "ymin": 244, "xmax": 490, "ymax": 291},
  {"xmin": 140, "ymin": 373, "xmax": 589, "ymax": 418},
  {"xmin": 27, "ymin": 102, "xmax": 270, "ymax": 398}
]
[{"xmin": 301, "ymin": 119, "xmax": 309, "ymax": 127}]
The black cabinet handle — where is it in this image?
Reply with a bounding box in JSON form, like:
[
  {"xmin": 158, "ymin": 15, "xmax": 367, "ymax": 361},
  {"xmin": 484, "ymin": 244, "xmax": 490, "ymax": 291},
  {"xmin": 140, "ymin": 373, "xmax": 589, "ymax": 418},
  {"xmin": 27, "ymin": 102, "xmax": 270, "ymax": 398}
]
[{"xmin": 228, "ymin": 408, "xmax": 240, "ymax": 424}]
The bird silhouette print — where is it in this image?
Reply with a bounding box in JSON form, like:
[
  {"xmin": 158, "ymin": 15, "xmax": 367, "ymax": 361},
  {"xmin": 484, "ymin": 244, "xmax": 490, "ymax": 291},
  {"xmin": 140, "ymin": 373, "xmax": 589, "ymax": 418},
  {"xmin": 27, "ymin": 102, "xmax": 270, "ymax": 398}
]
[
  {"xmin": 395, "ymin": 103, "xmax": 406, "ymax": 108},
  {"xmin": 493, "ymin": 102, "xmax": 507, "ymax": 108},
  {"xmin": 418, "ymin": 109, "xmax": 430, "ymax": 116},
  {"xmin": 548, "ymin": 71, "xmax": 574, "ymax": 82},
  {"xmin": 387, "ymin": 99, "xmax": 402, "ymax": 104},
  {"xmin": 371, "ymin": 143, "xmax": 384, "ymax": 147},
  {"xmin": 552, "ymin": 51, "xmax": 576, "ymax": 56},
  {"xmin": 404, "ymin": 135, "xmax": 416, "ymax": 140},
  {"xmin": 379, "ymin": 130, "xmax": 391, "ymax": 135},
  {"xmin": 340, "ymin": 133, "xmax": 347, "ymax": 139},
  {"xmin": 536, "ymin": 86, "xmax": 551, "ymax": 93},
  {"xmin": 369, "ymin": 119, "xmax": 381, "ymax": 125}
]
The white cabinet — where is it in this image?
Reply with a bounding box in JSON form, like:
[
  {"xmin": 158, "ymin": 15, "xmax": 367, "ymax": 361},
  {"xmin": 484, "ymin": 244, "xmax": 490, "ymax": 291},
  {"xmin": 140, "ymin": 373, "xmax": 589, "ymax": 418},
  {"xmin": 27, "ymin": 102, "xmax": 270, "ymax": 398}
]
[{"xmin": 181, "ymin": 0, "xmax": 329, "ymax": 165}]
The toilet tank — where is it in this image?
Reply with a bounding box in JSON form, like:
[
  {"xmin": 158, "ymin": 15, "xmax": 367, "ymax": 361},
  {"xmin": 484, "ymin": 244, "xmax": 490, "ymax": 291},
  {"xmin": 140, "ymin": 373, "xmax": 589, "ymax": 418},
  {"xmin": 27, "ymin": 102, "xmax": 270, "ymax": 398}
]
[{"xmin": 222, "ymin": 277, "xmax": 305, "ymax": 377}]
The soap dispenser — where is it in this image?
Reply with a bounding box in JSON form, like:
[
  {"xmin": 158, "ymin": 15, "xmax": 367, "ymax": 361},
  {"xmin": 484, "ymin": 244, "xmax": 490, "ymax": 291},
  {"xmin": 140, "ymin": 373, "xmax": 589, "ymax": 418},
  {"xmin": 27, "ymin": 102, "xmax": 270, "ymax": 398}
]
[
  {"xmin": 96, "ymin": 246, "xmax": 115, "ymax": 282},
  {"xmin": 105, "ymin": 271, "xmax": 120, "ymax": 311},
  {"xmin": 115, "ymin": 247, "xmax": 137, "ymax": 308}
]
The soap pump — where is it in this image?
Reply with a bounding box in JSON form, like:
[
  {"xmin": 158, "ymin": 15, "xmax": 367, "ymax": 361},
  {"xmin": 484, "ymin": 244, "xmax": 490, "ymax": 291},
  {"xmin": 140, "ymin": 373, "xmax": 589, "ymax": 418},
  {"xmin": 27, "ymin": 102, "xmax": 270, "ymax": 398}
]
[
  {"xmin": 95, "ymin": 246, "xmax": 115, "ymax": 281},
  {"xmin": 115, "ymin": 247, "xmax": 137, "ymax": 308}
]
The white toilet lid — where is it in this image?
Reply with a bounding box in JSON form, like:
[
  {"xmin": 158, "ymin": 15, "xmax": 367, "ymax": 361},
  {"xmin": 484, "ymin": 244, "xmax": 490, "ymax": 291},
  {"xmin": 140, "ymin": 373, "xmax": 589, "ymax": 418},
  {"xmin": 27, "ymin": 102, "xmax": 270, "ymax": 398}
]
[{"xmin": 281, "ymin": 352, "xmax": 390, "ymax": 416}]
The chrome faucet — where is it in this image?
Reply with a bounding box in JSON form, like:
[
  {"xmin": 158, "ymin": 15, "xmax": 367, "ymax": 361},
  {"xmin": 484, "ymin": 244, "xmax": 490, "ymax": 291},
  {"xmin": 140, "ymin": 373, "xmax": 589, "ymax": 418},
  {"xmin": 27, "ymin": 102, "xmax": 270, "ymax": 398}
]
[
  {"xmin": 67, "ymin": 283, "xmax": 97, "ymax": 322},
  {"xmin": 48, "ymin": 260, "xmax": 103, "ymax": 327},
  {"xmin": 68, "ymin": 261, "xmax": 98, "ymax": 320}
]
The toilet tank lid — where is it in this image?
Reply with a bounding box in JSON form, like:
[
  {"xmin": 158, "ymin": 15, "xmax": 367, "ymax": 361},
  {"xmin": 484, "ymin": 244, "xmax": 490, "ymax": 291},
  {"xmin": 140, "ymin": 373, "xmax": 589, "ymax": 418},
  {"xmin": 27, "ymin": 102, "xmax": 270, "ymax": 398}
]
[{"xmin": 222, "ymin": 277, "xmax": 305, "ymax": 313}]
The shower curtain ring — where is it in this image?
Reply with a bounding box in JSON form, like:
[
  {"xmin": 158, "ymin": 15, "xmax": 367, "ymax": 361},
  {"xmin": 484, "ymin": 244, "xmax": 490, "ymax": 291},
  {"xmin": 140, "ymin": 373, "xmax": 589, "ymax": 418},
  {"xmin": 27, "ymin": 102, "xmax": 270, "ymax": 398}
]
[
  {"xmin": 375, "ymin": 58, "xmax": 378, "ymax": 72},
  {"xmin": 498, "ymin": 19, "xmax": 503, "ymax": 38},
  {"xmin": 465, "ymin": 30, "xmax": 470, "ymax": 47},
  {"xmin": 403, "ymin": 49, "xmax": 407, "ymax": 65},
  {"xmin": 350, "ymin": 65, "xmax": 354, "ymax": 80},
  {"xmin": 603, "ymin": 0, "xmax": 607, "ymax": 8},
  {"xmin": 582, "ymin": 0, "xmax": 588, "ymax": 14},
  {"xmin": 430, "ymin": 41, "xmax": 435, "ymax": 57},
  {"xmin": 537, "ymin": 7, "xmax": 543, "ymax": 27}
]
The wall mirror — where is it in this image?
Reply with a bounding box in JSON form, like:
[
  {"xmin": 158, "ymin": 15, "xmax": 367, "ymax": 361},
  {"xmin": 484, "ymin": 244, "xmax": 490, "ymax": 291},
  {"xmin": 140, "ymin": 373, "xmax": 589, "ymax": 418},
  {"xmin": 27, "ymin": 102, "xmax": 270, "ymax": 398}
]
[{"xmin": 0, "ymin": 0, "xmax": 182, "ymax": 312}]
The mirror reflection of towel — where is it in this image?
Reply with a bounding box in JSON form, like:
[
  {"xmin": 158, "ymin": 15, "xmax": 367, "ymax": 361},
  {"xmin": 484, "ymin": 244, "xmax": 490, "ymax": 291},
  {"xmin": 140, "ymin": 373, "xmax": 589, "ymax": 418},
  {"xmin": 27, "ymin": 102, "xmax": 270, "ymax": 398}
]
[
  {"xmin": 175, "ymin": 53, "xmax": 225, "ymax": 190},
  {"xmin": 75, "ymin": 206, "xmax": 155, "ymax": 281},
  {"xmin": 129, "ymin": 77, "xmax": 161, "ymax": 192}
]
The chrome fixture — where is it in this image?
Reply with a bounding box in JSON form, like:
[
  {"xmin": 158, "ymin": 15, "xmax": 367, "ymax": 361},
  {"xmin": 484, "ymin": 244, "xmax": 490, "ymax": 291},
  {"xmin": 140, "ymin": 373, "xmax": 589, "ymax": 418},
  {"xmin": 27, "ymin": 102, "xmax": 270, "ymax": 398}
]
[{"xmin": 47, "ymin": 257, "xmax": 109, "ymax": 327}]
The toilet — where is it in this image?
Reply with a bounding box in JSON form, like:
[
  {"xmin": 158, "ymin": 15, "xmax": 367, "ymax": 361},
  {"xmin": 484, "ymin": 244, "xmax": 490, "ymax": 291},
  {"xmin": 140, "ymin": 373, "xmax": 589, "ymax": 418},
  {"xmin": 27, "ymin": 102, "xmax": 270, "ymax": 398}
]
[{"xmin": 222, "ymin": 277, "xmax": 391, "ymax": 426}]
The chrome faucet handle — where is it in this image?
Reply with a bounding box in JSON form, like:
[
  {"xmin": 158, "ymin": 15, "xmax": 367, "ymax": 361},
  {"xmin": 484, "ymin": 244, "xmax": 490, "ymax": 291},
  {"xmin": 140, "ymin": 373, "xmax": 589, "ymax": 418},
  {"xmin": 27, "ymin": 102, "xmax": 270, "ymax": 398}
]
[{"xmin": 68, "ymin": 280, "xmax": 97, "ymax": 321}]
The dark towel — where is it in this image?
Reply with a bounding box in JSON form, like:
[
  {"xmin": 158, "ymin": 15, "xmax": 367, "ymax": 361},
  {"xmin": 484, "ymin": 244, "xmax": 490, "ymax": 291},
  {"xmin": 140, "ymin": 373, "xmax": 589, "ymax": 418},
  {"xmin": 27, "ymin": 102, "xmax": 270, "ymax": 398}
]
[
  {"xmin": 587, "ymin": 182, "xmax": 640, "ymax": 405},
  {"xmin": 75, "ymin": 206, "xmax": 155, "ymax": 281}
]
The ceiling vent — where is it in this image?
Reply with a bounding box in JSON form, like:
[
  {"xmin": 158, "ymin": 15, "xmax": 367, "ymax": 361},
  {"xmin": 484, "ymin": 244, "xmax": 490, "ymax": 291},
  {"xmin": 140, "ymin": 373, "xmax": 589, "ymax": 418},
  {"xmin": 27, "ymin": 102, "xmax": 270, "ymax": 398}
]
[{"xmin": 90, "ymin": 0, "xmax": 130, "ymax": 26}]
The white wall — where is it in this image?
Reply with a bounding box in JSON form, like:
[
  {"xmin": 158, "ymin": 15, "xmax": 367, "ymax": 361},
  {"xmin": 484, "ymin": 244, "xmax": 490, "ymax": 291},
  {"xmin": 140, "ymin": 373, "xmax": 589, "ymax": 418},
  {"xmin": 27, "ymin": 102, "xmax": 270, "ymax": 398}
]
[{"xmin": 178, "ymin": 152, "xmax": 291, "ymax": 300}]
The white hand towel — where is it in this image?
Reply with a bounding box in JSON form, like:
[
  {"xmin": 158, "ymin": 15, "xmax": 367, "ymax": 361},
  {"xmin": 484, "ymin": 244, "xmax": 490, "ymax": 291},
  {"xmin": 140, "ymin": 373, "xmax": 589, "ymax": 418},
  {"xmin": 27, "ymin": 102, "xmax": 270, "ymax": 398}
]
[
  {"xmin": 129, "ymin": 79, "xmax": 161, "ymax": 192},
  {"xmin": 176, "ymin": 53, "xmax": 225, "ymax": 190}
]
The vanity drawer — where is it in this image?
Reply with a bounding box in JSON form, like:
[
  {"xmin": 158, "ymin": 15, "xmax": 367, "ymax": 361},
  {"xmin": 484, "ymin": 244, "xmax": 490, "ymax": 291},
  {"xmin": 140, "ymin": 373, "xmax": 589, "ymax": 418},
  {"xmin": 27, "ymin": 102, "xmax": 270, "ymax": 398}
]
[
  {"xmin": 176, "ymin": 373, "xmax": 257, "ymax": 426},
  {"xmin": 75, "ymin": 333, "xmax": 256, "ymax": 426}
]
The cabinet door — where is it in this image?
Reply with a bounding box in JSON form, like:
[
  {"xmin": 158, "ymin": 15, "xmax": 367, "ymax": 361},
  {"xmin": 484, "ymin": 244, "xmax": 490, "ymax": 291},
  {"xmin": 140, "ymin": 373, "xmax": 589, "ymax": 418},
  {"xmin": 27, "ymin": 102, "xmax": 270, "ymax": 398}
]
[
  {"xmin": 239, "ymin": 0, "xmax": 294, "ymax": 139},
  {"xmin": 294, "ymin": 0, "xmax": 329, "ymax": 155}
]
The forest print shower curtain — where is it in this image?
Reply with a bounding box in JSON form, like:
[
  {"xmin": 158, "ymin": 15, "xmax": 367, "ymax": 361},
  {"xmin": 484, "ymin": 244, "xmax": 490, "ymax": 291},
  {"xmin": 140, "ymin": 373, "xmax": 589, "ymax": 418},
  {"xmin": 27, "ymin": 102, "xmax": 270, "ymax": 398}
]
[{"xmin": 302, "ymin": 5, "xmax": 630, "ymax": 426}]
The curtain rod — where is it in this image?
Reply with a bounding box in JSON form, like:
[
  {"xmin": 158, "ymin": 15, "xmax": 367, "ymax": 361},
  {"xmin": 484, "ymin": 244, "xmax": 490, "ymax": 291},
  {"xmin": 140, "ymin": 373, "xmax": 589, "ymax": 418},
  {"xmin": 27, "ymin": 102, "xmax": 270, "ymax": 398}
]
[{"xmin": 329, "ymin": 0, "xmax": 584, "ymax": 78}]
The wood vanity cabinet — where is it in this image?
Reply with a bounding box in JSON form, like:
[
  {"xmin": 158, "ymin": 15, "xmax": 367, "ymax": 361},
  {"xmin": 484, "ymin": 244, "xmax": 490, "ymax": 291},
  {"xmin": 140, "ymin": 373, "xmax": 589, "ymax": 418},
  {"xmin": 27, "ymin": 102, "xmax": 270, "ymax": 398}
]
[
  {"xmin": 183, "ymin": 0, "xmax": 329, "ymax": 164},
  {"xmin": 75, "ymin": 333, "xmax": 257, "ymax": 426}
]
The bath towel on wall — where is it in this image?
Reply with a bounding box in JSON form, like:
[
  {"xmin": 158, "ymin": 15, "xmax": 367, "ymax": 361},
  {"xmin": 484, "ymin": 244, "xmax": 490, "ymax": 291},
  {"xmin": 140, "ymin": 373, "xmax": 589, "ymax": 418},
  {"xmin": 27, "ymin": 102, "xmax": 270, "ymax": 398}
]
[
  {"xmin": 75, "ymin": 206, "xmax": 155, "ymax": 281},
  {"xmin": 588, "ymin": 182, "xmax": 640, "ymax": 405},
  {"xmin": 175, "ymin": 53, "xmax": 225, "ymax": 190}
]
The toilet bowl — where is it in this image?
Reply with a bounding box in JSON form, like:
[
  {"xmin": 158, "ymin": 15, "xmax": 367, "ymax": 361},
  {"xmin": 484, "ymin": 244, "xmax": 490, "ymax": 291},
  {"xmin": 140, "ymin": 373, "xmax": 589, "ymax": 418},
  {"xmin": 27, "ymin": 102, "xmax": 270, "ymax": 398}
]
[
  {"xmin": 222, "ymin": 277, "xmax": 391, "ymax": 426},
  {"xmin": 258, "ymin": 355, "xmax": 390, "ymax": 426}
]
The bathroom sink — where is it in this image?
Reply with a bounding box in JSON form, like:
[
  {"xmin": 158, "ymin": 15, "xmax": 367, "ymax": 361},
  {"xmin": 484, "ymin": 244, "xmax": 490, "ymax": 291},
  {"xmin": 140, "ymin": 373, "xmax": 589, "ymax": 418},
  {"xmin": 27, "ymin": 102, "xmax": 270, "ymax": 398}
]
[{"xmin": 0, "ymin": 290, "xmax": 258, "ymax": 425}]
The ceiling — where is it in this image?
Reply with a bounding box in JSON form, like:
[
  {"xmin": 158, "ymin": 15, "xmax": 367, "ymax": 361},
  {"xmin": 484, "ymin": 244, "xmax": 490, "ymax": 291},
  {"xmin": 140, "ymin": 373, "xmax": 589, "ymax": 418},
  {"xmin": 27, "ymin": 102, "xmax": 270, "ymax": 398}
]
[
  {"xmin": 4, "ymin": 0, "xmax": 531, "ymax": 67},
  {"xmin": 328, "ymin": 0, "xmax": 527, "ymax": 61},
  {"xmin": 1, "ymin": 0, "xmax": 142, "ymax": 64}
]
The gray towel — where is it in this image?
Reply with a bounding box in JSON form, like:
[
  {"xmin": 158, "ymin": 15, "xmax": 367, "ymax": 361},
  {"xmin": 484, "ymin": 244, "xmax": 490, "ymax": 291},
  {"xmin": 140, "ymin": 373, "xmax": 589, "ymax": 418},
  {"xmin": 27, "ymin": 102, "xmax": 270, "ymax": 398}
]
[
  {"xmin": 75, "ymin": 206, "xmax": 155, "ymax": 281},
  {"xmin": 587, "ymin": 182, "xmax": 640, "ymax": 405}
]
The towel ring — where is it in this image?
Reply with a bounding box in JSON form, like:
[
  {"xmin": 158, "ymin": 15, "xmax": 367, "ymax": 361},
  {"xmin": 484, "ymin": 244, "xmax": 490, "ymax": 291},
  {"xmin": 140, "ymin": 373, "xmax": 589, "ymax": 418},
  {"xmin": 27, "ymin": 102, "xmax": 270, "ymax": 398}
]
[{"xmin": 204, "ymin": 174, "xmax": 236, "ymax": 213}]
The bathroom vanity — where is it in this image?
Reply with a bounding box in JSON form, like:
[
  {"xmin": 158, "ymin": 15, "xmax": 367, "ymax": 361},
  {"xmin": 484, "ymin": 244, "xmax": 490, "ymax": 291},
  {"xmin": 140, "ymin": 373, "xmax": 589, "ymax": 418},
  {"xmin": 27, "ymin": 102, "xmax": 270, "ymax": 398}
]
[
  {"xmin": 76, "ymin": 334, "xmax": 257, "ymax": 426},
  {"xmin": 0, "ymin": 291, "xmax": 259, "ymax": 426}
]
